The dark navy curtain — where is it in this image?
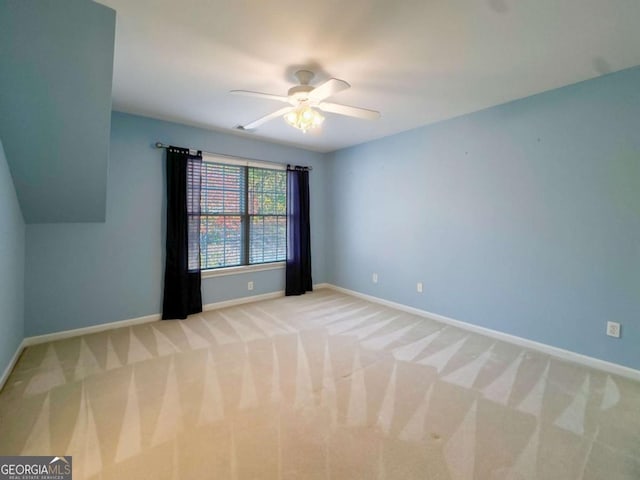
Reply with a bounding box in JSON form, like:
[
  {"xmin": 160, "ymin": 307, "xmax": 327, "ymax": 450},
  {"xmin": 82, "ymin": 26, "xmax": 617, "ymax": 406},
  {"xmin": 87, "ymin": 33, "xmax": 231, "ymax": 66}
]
[
  {"xmin": 162, "ymin": 146, "xmax": 203, "ymax": 319},
  {"xmin": 286, "ymin": 166, "xmax": 312, "ymax": 296}
]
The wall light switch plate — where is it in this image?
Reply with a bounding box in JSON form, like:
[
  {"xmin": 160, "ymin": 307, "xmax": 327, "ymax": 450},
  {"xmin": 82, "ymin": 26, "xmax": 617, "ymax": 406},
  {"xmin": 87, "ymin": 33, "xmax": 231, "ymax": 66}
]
[
  {"xmin": 248, "ymin": 281, "xmax": 254, "ymax": 291},
  {"xmin": 372, "ymin": 273, "xmax": 378, "ymax": 284},
  {"xmin": 417, "ymin": 282, "xmax": 423, "ymax": 293}
]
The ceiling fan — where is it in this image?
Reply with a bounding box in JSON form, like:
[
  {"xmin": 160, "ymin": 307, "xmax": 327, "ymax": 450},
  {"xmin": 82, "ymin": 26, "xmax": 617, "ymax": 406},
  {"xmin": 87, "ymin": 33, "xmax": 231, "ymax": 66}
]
[{"xmin": 231, "ymin": 70, "xmax": 381, "ymax": 133}]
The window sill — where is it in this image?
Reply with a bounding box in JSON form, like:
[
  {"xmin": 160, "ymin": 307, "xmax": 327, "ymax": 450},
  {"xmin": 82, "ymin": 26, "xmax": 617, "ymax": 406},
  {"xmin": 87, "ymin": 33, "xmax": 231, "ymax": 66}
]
[{"xmin": 201, "ymin": 261, "xmax": 286, "ymax": 279}]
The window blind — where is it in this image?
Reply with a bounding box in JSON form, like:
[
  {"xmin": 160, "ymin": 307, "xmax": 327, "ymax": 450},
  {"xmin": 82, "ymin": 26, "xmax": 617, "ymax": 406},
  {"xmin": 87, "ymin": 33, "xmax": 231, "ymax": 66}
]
[{"xmin": 194, "ymin": 161, "xmax": 286, "ymax": 270}]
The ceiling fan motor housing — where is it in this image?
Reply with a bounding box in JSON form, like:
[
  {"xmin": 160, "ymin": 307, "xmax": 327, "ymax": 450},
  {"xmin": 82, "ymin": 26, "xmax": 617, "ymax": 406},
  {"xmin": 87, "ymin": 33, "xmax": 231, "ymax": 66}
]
[
  {"xmin": 288, "ymin": 85, "xmax": 314, "ymax": 103},
  {"xmin": 294, "ymin": 69, "xmax": 314, "ymax": 85},
  {"xmin": 288, "ymin": 69, "xmax": 316, "ymax": 103}
]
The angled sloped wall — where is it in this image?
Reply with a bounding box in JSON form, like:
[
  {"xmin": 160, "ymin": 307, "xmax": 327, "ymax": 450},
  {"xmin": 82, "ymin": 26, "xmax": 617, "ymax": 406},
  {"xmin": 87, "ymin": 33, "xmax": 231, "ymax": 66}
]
[{"xmin": 0, "ymin": 0, "xmax": 115, "ymax": 223}]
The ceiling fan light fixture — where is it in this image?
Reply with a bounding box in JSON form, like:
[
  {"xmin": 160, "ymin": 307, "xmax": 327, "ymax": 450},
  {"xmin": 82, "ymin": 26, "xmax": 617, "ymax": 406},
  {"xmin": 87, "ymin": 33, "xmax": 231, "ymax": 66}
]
[{"xmin": 284, "ymin": 105, "xmax": 324, "ymax": 133}]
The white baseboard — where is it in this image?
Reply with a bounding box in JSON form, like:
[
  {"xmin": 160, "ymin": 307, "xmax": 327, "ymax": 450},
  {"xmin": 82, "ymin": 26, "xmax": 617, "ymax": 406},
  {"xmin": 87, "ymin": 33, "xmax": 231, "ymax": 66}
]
[
  {"xmin": 23, "ymin": 313, "xmax": 162, "ymax": 347},
  {"xmin": 203, "ymin": 290, "xmax": 284, "ymax": 311},
  {"xmin": 21, "ymin": 290, "xmax": 290, "ymax": 348},
  {"xmin": 324, "ymin": 284, "xmax": 640, "ymax": 382},
  {"xmin": 0, "ymin": 339, "xmax": 28, "ymax": 392}
]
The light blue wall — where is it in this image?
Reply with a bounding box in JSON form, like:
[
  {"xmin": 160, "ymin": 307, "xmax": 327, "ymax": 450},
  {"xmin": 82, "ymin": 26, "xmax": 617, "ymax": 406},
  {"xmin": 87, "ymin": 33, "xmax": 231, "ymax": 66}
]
[
  {"xmin": 25, "ymin": 112, "xmax": 327, "ymax": 336},
  {"xmin": 0, "ymin": 140, "xmax": 25, "ymax": 377},
  {"xmin": 0, "ymin": 0, "xmax": 115, "ymax": 223},
  {"xmin": 326, "ymin": 66, "xmax": 640, "ymax": 370}
]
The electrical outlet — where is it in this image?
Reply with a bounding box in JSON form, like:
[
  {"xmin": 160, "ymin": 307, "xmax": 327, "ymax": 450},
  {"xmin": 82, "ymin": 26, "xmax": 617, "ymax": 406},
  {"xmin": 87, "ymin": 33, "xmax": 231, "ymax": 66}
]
[
  {"xmin": 248, "ymin": 281, "xmax": 254, "ymax": 291},
  {"xmin": 417, "ymin": 282, "xmax": 423, "ymax": 293},
  {"xmin": 606, "ymin": 321, "xmax": 621, "ymax": 338},
  {"xmin": 372, "ymin": 273, "xmax": 378, "ymax": 284}
]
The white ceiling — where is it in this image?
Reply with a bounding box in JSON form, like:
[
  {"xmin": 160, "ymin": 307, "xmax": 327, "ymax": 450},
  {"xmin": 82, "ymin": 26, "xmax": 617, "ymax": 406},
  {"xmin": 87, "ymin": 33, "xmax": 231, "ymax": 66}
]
[{"xmin": 97, "ymin": 0, "xmax": 640, "ymax": 153}]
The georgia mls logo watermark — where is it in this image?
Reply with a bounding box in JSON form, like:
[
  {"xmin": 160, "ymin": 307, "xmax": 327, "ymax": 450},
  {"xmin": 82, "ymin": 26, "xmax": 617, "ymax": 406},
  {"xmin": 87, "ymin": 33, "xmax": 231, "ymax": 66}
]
[{"xmin": 0, "ymin": 456, "xmax": 72, "ymax": 480}]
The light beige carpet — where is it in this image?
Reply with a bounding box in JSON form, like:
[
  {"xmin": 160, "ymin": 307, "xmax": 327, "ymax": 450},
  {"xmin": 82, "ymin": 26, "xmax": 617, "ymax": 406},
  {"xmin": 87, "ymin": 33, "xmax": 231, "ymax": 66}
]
[{"xmin": 1, "ymin": 289, "xmax": 639, "ymax": 479}]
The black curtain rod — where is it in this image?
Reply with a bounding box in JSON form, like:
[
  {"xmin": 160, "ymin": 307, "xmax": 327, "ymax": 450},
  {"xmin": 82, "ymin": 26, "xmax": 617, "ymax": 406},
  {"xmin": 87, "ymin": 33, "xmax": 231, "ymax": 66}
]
[
  {"xmin": 155, "ymin": 142, "xmax": 312, "ymax": 171},
  {"xmin": 287, "ymin": 164, "xmax": 312, "ymax": 171}
]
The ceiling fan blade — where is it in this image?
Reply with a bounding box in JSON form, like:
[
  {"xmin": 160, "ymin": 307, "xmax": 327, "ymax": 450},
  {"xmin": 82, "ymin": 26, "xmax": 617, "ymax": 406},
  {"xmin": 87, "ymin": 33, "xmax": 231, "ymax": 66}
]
[
  {"xmin": 308, "ymin": 78, "xmax": 350, "ymax": 102},
  {"xmin": 240, "ymin": 106, "xmax": 294, "ymax": 130},
  {"xmin": 230, "ymin": 90, "xmax": 290, "ymax": 103},
  {"xmin": 318, "ymin": 102, "xmax": 381, "ymax": 120}
]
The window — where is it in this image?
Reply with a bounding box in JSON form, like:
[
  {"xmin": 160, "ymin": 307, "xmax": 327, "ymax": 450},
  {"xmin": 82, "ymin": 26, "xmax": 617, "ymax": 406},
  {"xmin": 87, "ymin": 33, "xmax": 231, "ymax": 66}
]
[{"xmin": 196, "ymin": 158, "xmax": 286, "ymax": 270}]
